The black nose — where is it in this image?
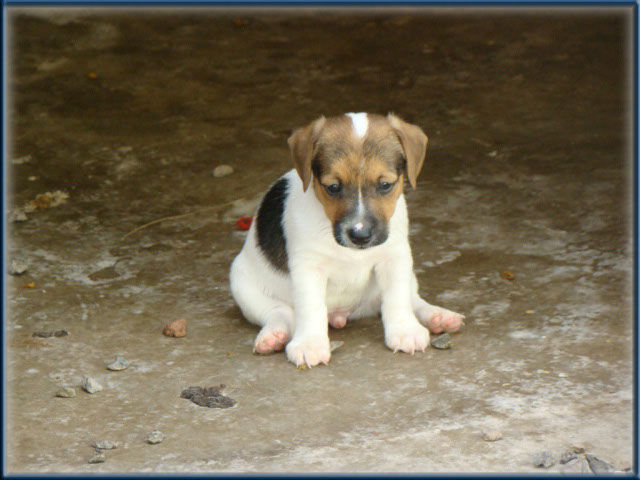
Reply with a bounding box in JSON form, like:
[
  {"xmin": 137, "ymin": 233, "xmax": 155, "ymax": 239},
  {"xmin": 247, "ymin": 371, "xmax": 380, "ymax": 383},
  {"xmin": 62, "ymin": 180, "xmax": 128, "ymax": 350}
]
[{"xmin": 347, "ymin": 225, "xmax": 372, "ymax": 245}]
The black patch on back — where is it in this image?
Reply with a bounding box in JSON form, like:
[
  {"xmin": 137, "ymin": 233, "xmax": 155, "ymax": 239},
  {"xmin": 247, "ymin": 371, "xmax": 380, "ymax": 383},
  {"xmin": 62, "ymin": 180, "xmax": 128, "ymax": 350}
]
[{"xmin": 256, "ymin": 177, "xmax": 289, "ymax": 273}]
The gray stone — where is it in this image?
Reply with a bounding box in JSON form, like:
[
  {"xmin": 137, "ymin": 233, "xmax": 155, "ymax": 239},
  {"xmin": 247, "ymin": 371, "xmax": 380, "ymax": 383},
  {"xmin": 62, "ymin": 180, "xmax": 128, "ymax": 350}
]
[
  {"xmin": 88, "ymin": 451, "xmax": 106, "ymax": 464},
  {"xmin": 585, "ymin": 454, "xmax": 615, "ymax": 474},
  {"xmin": 81, "ymin": 376, "xmax": 103, "ymax": 394},
  {"xmin": 561, "ymin": 458, "xmax": 591, "ymax": 474},
  {"xmin": 534, "ymin": 451, "xmax": 556, "ymax": 468},
  {"xmin": 9, "ymin": 260, "xmax": 28, "ymax": 275},
  {"xmin": 147, "ymin": 430, "xmax": 166, "ymax": 444},
  {"xmin": 560, "ymin": 451, "xmax": 577, "ymax": 464},
  {"xmin": 431, "ymin": 333, "xmax": 453, "ymax": 350},
  {"xmin": 107, "ymin": 356, "xmax": 129, "ymax": 371},
  {"xmin": 482, "ymin": 431, "xmax": 503, "ymax": 442},
  {"xmin": 213, "ymin": 165, "xmax": 234, "ymax": 177},
  {"xmin": 93, "ymin": 440, "xmax": 119, "ymax": 450},
  {"xmin": 56, "ymin": 387, "xmax": 76, "ymax": 398},
  {"xmin": 9, "ymin": 209, "xmax": 28, "ymax": 222}
]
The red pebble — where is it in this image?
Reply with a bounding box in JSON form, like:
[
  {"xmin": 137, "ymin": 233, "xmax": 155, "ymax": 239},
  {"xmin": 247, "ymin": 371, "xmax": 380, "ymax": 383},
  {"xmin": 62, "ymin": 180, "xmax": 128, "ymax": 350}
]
[
  {"xmin": 162, "ymin": 318, "xmax": 187, "ymax": 338},
  {"xmin": 236, "ymin": 217, "xmax": 252, "ymax": 230}
]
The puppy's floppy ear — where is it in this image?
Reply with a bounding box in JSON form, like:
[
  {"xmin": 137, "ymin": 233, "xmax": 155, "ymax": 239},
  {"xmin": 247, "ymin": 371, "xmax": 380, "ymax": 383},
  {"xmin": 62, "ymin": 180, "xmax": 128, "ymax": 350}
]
[
  {"xmin": 387, "ymin": 113, "xmax": 428, "ymax": 190},
  {"xmin": 287, "ymin": 116, "xmax": 326, "ymax": 192}
]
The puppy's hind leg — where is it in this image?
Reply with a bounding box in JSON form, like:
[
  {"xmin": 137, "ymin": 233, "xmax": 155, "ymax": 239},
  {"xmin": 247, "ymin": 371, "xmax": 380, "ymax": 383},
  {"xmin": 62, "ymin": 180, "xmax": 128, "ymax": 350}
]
[
  {"xmin": 410, "ymin": 275, "xmax": 465, "ymax": 334},
  {"xmin": 230, "ymin": 257, "xmax": 294, "ymax": 354},
  {"xmin": 253, "ymin": 305, "xmax": 294, "ymax": 354}
]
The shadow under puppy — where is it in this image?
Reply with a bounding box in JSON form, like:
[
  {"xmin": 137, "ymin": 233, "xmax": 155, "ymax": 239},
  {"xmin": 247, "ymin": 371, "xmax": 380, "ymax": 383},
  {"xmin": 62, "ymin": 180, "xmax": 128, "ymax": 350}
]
[{"xmin": 230, "ymin": 112, "xmax": 464, "ymax": 367}]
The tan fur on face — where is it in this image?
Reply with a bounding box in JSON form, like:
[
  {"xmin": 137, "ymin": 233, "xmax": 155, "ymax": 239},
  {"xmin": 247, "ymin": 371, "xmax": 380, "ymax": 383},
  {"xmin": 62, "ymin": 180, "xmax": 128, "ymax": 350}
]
[
  {"xmin": 368, "ymin": 174, "xmax": 404, "ymax": 222},
  {"xmin": 312, "ymin": 176, "xmax": 351, "ymax": 226}
]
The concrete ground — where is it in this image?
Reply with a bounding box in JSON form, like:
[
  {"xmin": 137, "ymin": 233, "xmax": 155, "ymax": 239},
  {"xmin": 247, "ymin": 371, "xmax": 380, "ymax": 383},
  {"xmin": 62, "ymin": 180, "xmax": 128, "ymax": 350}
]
[{"xmin": 4, "ymin": 7, "xmax": 635, "ymax": 474}]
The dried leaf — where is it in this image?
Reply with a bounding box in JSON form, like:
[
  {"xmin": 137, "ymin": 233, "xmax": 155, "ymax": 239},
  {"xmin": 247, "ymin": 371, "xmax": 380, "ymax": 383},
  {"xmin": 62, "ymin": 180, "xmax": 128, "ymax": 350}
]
[
  {"xmin": 500, "ymin": 270, "xmax": 515, "ymax": 281},
  {"xmin": 34, "ymin": 194, "xmax": 52, "ymax": 209}
]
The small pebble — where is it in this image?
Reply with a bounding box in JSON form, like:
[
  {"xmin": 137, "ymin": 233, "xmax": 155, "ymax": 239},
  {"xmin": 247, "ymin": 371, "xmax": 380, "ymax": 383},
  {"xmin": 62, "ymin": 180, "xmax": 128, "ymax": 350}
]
[
  {"xmin": 88, "ymin": 451, "xmax": 106, "ymax": 464},
  {"xmin": 431, "ymin": 333, "xmax": 452, "ymax": 350},
  {"xmin": 482, "ymin": 431, "xmax": 503, "ymax": 442},
  {"xmin": 12, "ymin": 154, "xmax": 32, "ymax": 165},
  {"xmin": 33, "ymin": 330, "xmax": 68, "ymax": 338},
  {"xmin": 213, "ymin": 165, "xmax": 234, "ymax": 178},
  {"xmin": 107, "ymin": 356, "xmax": 129, "ymax": 371},
  {"xmin": 93, "ymin": 440, "xmax": 119, "ymax": 450},
  {"xmin": 570, "ymin": 444, "xmax": 586, "ymax": 454},
  {"xmin": 147, "ymin": 430, "xmax": 166, "ymax": 444},
  {"xmin": 162, "ymin": 318, "xmax": 187, "ymax": 338},
  {"xmin": 233, "ymin": 18, "xmax": 248, "ymax": 27},
  {"xmin": 56, "ymin": 387, "xmax": 76, "ymax": 398},
  {"xmin": 560, "ymin": 451, "xmax": 577, "ymax": 464},
  {"xmin": 82, "ymin": 376, "xmax": 103, "ymax": 394},
  {"xmin": 533, "ymin": 451, "xmax": 556, "ymax": 468},
  {"xmin": 585, "ymin": 454, "xmax": 615, "ymax": 473},
  {"xmin": 9, "ymin": 209, "xmax": 28, "ymax": 223},
  {"xmin": 9, "ymin": 260, "xmax": 28, "ymax": 275}
]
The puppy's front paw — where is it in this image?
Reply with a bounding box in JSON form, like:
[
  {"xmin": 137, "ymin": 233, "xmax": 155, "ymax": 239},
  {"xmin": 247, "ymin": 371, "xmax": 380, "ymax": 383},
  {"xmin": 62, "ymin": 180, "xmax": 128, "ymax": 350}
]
[
  {"xmin": 286, "ymin": 336, "xmax": 331, "ymax": 367},
  {"xmin": 385, "ymin": 323, "xmax": 430, "ymax": 354}
]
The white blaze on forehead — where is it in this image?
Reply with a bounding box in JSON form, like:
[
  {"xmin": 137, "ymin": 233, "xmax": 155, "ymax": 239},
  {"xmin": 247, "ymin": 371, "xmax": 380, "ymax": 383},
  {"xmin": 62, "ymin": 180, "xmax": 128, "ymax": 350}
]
[
  {"xmin": 356, "ymin": 188, "xmax": 364, "ymax": 216},
  {"xmin": 346, "ymin": 112, "xmax": 369, "ymax": 138}
]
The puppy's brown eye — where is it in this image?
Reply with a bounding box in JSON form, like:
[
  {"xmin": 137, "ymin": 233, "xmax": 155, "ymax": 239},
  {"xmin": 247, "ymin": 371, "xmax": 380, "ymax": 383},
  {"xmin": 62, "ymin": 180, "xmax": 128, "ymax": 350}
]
[
  {"xmin": 378, "ymin": 181, "xmax": 394, "ymax": 194},
  {"xmin": 325, "ymin": 183, "xmax": 342, "ymax": 196}
]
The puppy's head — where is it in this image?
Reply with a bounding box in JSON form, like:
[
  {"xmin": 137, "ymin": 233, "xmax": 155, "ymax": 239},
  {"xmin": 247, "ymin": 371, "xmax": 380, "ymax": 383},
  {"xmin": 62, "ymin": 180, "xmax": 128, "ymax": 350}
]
[{"xmin": 288, "ymin": 112, "xmax": 428, "ymax": 249}]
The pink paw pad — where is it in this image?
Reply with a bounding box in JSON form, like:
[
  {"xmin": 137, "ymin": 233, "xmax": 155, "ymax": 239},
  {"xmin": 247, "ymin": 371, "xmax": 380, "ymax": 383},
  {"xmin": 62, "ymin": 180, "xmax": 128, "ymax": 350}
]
[
  {"xmin": 254, "ymin": 330, "xmax": 288, "ymax": 354},
  {"xmin": 426, "ymin": 313, "xmax": 444, "ymax": 334},
  {"xmin": 418, "ymin": 307, "xmax": 465, "ymax": 334},
  {"xmin": 442, "ymin": 313, "xmax": 464, "ymax": 332}
]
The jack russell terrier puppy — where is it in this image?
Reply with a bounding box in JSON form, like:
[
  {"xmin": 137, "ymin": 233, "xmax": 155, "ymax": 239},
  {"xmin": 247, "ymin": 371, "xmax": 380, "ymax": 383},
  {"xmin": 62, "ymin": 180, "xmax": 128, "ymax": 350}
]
[{"xmin": 230, "ymin": 112, "xmax": 464, "ymax": 367}]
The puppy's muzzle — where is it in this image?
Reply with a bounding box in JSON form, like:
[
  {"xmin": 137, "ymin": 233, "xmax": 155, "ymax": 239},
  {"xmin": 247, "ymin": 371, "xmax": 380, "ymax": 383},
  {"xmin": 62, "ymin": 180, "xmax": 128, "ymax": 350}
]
[
  {"xmin": 347, "ymin": 222, "xmax": 373, "ymax": 246},
  {"xmin": 335, "ymin": 215, "xmax": 388, "ymax": 249}
]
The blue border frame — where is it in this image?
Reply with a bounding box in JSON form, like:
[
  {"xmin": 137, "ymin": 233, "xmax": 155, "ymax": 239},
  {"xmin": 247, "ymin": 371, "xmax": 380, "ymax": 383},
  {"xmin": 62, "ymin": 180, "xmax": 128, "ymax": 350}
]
[
  {"xmin": 634, "ymin": 1, "xmax": 639, "ymax": 476},
  {"xmin": 1, "ymin": 1, "xmax": 637, "ymax": 478},
  {"xmin": 0, "ymin": 0, "xmax": 638, "ymax": 5}
]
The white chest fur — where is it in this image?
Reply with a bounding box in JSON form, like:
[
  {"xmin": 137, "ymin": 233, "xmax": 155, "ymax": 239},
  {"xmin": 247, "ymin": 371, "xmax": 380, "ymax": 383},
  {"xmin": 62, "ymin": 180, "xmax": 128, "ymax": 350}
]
[{"xmin": 325, "ymin": 257, "xmax": 377, "ymax": 309}]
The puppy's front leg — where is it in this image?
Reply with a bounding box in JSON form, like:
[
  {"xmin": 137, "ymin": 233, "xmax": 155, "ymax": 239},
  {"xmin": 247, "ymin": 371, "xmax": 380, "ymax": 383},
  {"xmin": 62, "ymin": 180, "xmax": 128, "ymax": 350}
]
[
  {"xmin": 376, "ymin": 251, "xmax": 430, "ymax": 354},
  {"xmin": 285, "ymin": 266, "xmax": 331, "ymax": 367}
]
